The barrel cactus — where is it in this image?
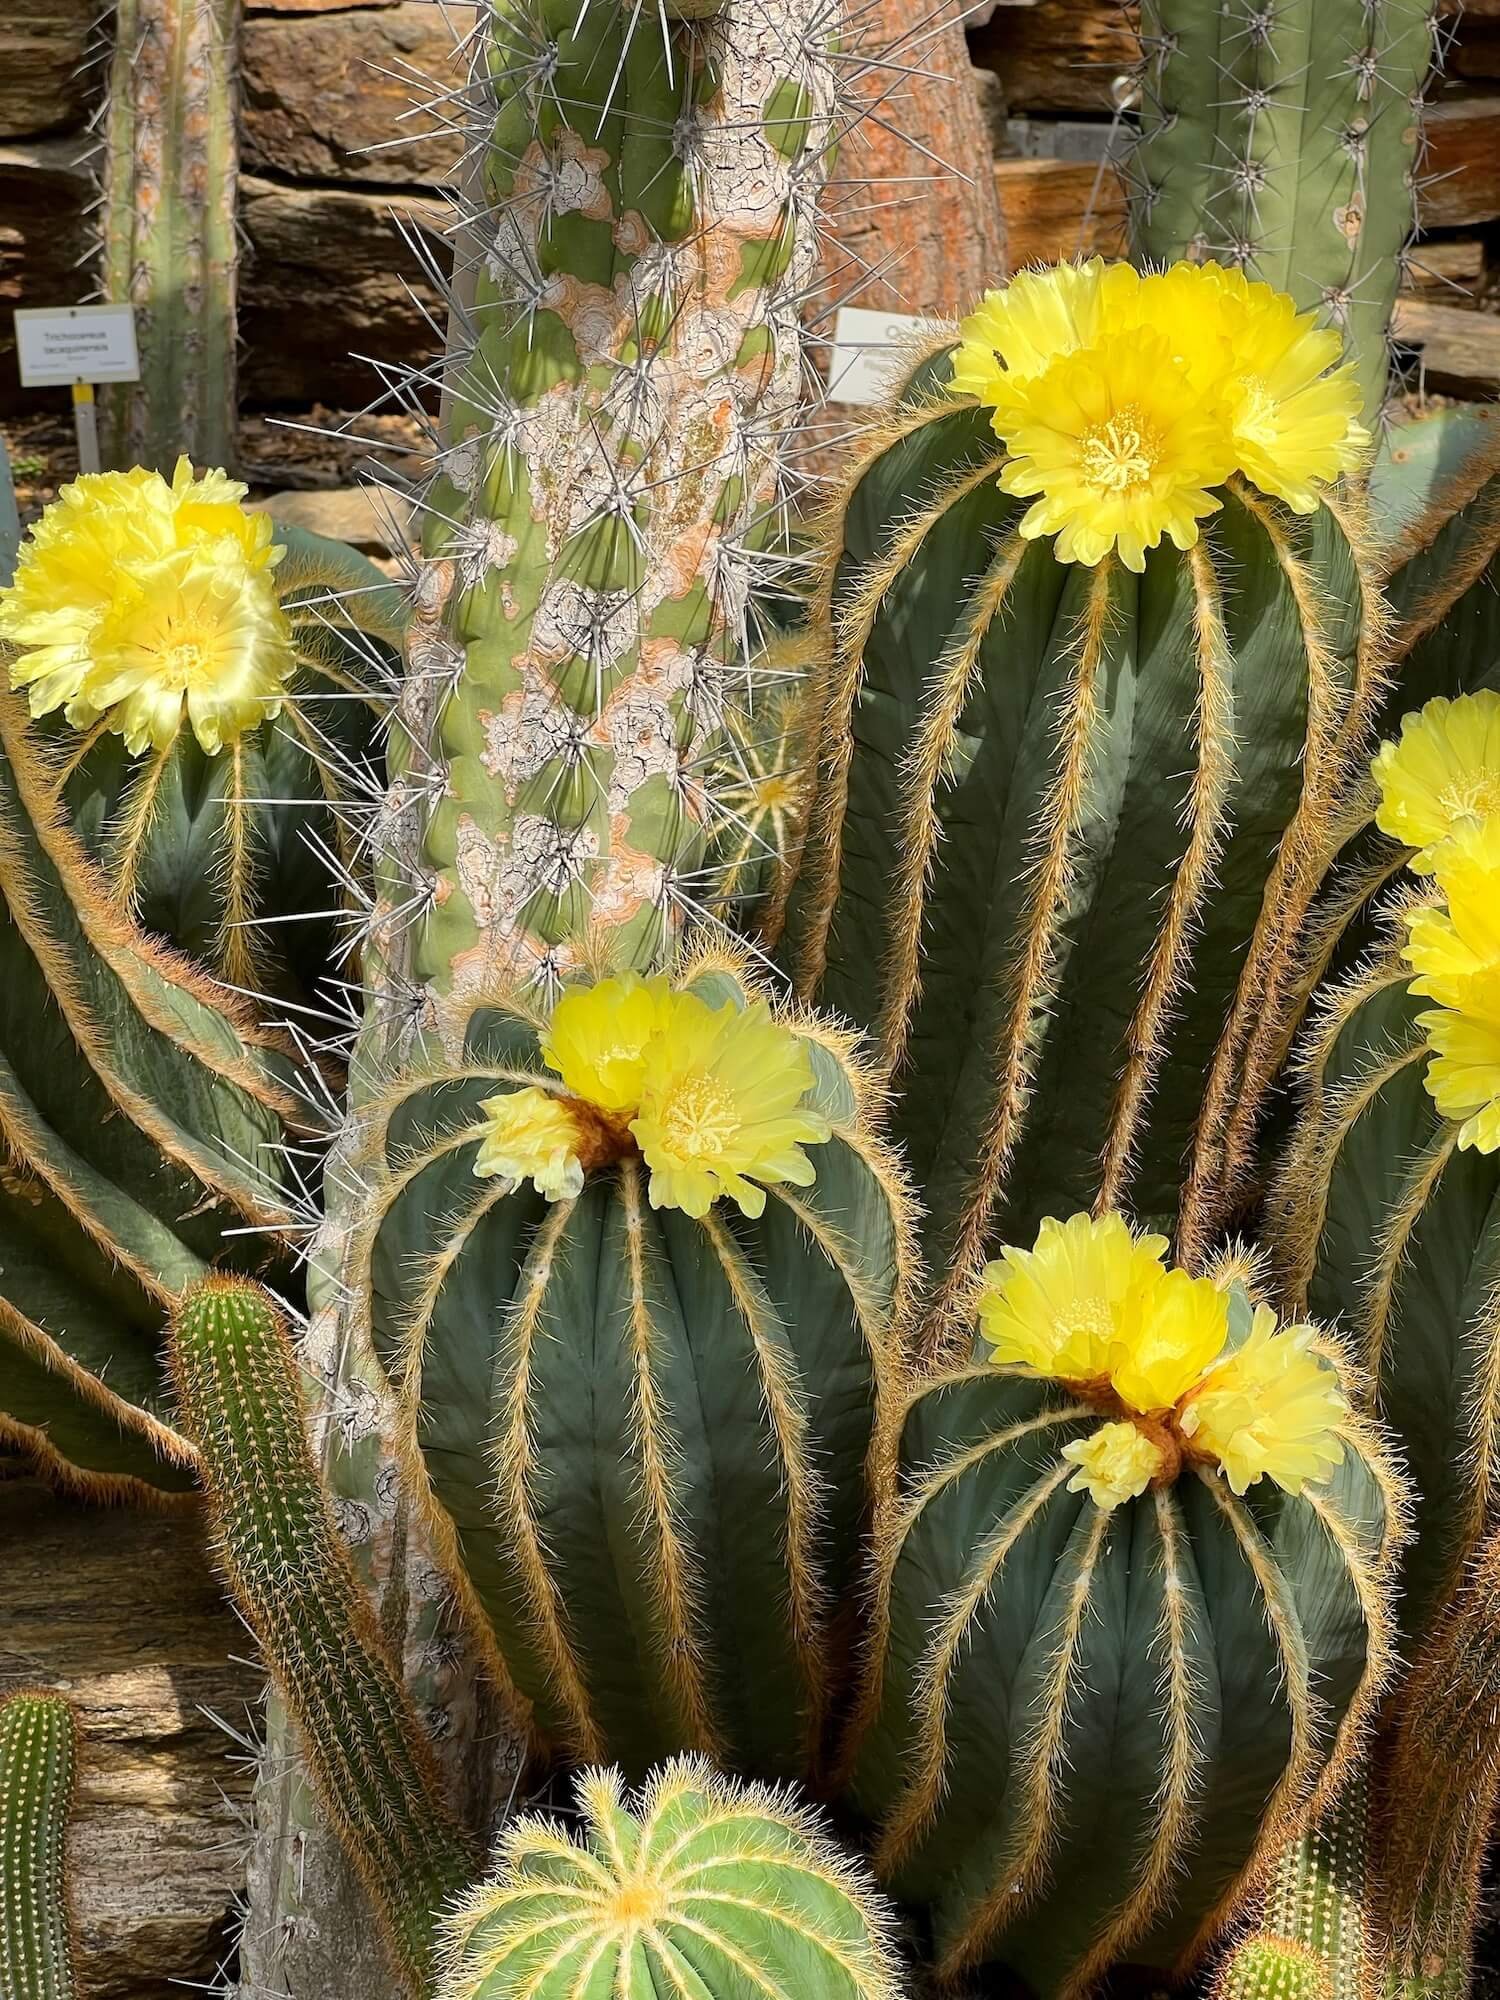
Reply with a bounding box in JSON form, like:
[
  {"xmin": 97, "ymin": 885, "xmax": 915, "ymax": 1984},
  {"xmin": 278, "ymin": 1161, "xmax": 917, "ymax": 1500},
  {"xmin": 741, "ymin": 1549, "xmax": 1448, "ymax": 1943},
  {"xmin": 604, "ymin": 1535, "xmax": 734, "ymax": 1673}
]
[
  {"xmin": 1130, "ymin": 0, "xmax": 1435, "ymax": 426},
  {"xmin": 777, "ymin": 257, "xmax": 1382, "ymax": 1327},
  {"xmin": 0, "ymin": 466, "xmax": 401, "ymax": 994},
  {"xmin": 849, "ymin": 1212, "xmax": 1401, "ymax": 1993},
  {"xmin": 0, "ymin": 1691, "xmax": 79, "ymax": 2000},
  {"xmin": 1276, "ymin": 692, "xmax": 1500, "ymax": 1637},
  {"xmin": 438, "ymin": 1759, "xmax": 901, "ymax": 2000},
  {"xmin": 350, "ymin": 947, "xmax": 913, "ymax": 1781}
]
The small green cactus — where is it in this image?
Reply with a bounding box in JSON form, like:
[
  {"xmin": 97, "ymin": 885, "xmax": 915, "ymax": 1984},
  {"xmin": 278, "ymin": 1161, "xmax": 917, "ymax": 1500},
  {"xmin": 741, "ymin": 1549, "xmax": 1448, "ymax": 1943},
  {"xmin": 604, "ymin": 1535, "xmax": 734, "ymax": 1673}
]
[
  {"xmin": 437, "ymin": 1758, "xmax": 901, "ymax": 2000},
  {"xmin": 98, "ymin": 0, "xmax": 239, "ymax": 472},
  {"xmin": 1212, "ymin": 1776, "xmax": 1373, "ymax": 2000},
  {"xmin": 0, "ymin": 1691, "xmax": 79, "ymax": 2000},
  {"xmin": 167, "ymin": 1278, "xmax": 478, "ymax": 1989},
  {"xmin": 1130, "ymin": 0, "xmax": 1436, "ymax": 425}
]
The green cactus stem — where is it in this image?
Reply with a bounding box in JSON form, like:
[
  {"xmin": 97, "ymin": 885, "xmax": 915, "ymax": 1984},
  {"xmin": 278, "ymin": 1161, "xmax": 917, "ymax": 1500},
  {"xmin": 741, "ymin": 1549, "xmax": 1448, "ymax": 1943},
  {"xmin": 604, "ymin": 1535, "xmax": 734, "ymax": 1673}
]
[
  {"xmin": 0, "ymin": 687, "xmax": 303, "ymax": 1499},
  {"xmin": 167, "ymin": 1277, "xmax": 479, "ymax": 1990},
  {"xmin": 1212, "ymin": 1775, "xmax": 1374, "ymax": 2000},
  {"xmin": 353, "ymin": 950, "xmax": 915, "ymax": 1782},
  {"xmin": 0, "ymin": 1691, "xmax": 79, "ymax": 2000},
  {"xmin": 406, "ymin": 0, "xmax": 841, "ymax": 997},
  {"xmin": 98, "ymin": 0, "xmax": 239, "ymax": 472},
  {"xmin": 1130, "ymin": 0, "xmax": 1436, "ymax": 425},
  {"xmin": 848, "ymin": 1290, "xmax": 1402, "ymax": 1995},
  {"xmin": 438, "ymin": 1758, "xmax": 901, "ymax": 2000},
  {"xmin": 775, "ymin": 352, "xmax": 1385, "ymax": 1324}
]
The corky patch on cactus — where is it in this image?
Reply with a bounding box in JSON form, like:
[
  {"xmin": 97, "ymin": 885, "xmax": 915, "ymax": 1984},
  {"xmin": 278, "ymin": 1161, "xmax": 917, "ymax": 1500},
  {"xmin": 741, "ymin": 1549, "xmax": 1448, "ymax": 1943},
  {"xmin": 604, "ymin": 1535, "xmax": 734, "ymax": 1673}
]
[
  {"xmin": 0, "ymin": 464, "xmax": 400, "ymax": 993},
  {"xmin": 848, "ymin": 1213, "xmax": 1403, "ymax": 1996},
  {"xmin": 404, "ymin": 0, "xmax": 840, "ymax": 999},
  {"xmin": 348, "ymin": 946, "xmax": 916, "ymax": 1780}
]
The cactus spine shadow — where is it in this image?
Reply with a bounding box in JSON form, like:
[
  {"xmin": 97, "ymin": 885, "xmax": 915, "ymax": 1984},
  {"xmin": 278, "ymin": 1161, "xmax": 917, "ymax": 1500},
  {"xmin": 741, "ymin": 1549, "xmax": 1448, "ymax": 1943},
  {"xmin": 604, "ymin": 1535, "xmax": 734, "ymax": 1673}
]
[
  {"xmin": 0, "ymin": 1691, "xmax": 79, "ymax": 2000},
  {"xmin": 167, "ymin": 1278, "xmax": 479, "ymax": 1991}
]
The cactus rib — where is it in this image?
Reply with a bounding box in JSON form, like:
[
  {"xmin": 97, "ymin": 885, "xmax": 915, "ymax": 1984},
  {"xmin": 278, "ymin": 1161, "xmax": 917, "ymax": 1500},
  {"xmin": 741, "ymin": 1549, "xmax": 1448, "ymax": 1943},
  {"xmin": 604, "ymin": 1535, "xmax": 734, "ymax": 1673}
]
[
  {"xmin": 167, "ymin": 1278, "xmax": 479, "ymax": 1988},
  {"xmin": 0, "ymin": 1691, "xmax": 79, "ymax": 2000}
]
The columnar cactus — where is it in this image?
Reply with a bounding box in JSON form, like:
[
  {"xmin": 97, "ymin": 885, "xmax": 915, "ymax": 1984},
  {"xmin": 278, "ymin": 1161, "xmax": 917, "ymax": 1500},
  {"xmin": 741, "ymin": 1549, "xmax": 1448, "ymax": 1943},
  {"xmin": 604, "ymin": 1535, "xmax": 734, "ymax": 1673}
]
[
  {"xmin": 0, "ymin": 688, "xmax": 302, "ymax": 1498},
  {"xmin": 849, "ymin": 1228, "xmax": 1401, "ymax": 1994},
  {"xmin": 777, "ymin": 295, "xmax": 1382, "ymax": 1318},
  {"xmin": 438, "ymin": 1759, "xmax": 901, "ymax": 2000},
  {"xmin": 407, "ymin": 0, "xmax": 840, "ymax": 998},
  {"xmin": 1211, "ymin": 1779, "xmax": 1373, "ymax": 2000},
  {"xmin": 98, "ymin": 0, "xmax": 239, "ymax": 471},
  {"xmin": 168, "ymin": 1279, "xmax": 478, "ymax": 1989},
  {"xmin": 1130, "ymin": 0, "xmax": 1435, "ymax": 425},
  {"xmin": 351, "ymin": 951, "xmax": 914, "ymax": 1781},
  {"xmin": 0, "ymin": 1692, "xmax": 79, "ymax": 2000}
]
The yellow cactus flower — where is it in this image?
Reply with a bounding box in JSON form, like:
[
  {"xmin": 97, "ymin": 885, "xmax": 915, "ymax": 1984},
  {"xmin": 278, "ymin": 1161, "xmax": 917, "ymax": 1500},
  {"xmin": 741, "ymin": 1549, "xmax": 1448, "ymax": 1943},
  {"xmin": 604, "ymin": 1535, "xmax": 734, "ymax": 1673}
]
[
  {"xmin": 950, "ymin": 258, "xmax": 1142, "ymax": 425},
  {"xmin": 541, "ymin": 971, "xmax": 674, "ymax": 1114},
  {"xmin": 976, "ymin": 1211, "xmax": 1172, "ymax": 1386},
  {"xmin": 1106, "ymin": 1264, "xmax": 1231, "ymax": 1415},
  {"xmin": 1062, "ymin": 1421, "xmax": 1165, "ymax": 1510},
  {"xmin": 1178, "ymin": 1308, "xmax": 1347, "ymax": 1495},
  {"xmin": 1373, "ymin": 692, "xmax": 1500, "ymax": 866},
  {"xmin": 1415, "ymin": 971, "xmax": 1500, "ymax": 1152},
  {"xmin": 629, "ymin": 993, "xmax": 831, "ymax": 1220},
  {"xmin": 997, "ymin": 327, "xmax": 1233, "ymax": 572},
  {"xmin": 1402, "ymin": 818, "xmax": 1500, "ymax": 1011},
  {"xmin": 474, "ymin": 1087, "xmax": 590, "ymax": 1201},
  {"xmin": 0, "ymin": 458, "xmax": 293, "ymax": 755}
]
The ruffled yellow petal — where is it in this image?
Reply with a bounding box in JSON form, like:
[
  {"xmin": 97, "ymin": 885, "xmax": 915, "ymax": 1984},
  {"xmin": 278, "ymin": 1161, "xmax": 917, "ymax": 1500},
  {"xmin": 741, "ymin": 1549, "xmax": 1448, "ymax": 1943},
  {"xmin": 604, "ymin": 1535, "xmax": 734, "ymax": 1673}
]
[
  {"xmin": 1178, "ymin": 1307, "xmax": 1347, "ymax": 1495},
  {"xmin": 1062, "ymin": 1420, "xmax": 1165, "ymax": 1510},
  {"xmin": 541, "ymin": 971, "xmax": 674, "ymax": 1114},
  {"xmin": 1374, "ymin": 692, "xmax": 1500, "ymax": 866},
  {"xmin": 1402, "ymin": 819, "xmax": 1500, "ymax": 1011},
  {"xmin": 629, "ymin": 992, "xmax": 830, "ymax": 1219},
  {"xmin": 976, "ymin": 1211, "xmax": 1171, "ymax": 1385},
  {"xmin": 473, "ymin": 1088, "xmax": 585, "ymax": 1201},
  {"xmin": 950, "ymin": 259, "xmax": 1141, "ymax": 428},
  {"xmin": 1416, "ymin": 973, "xmax": 1500, "ymax": 1152},
  {"xmin": 1107, "ymin": 1264, "xmax": 1230, "ymax": 1415}
]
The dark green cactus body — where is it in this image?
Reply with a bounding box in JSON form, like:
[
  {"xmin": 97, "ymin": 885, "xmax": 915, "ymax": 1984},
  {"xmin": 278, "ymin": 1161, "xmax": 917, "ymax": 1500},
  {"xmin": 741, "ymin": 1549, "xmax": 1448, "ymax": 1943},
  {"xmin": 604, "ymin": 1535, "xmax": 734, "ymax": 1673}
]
[
  {"xmin": 0, "ymin": 689, "xmax": 302, "ymax": 1497},
  {"xmin": 1277, "ymin": 934, "xmax": 1499, "ymax": 1639},
  {"xmin": 780, "ymin": 365, "xmax": 1381, "ymax": 1312},
  {"xmin": 1131, "ymin": 0, "xmax": 1434, "ymax": 424},
  {"xmin": 43, "ymin": 523, "xmax": 402, "ymax": 994},
  {"xmin": 851, "ymin": 1341, "xmax": 1397, "ymax": 1994},
  {"xmin": 353, "ymin": 958, "xmax": 910, "ymax": 1782},
  {"xmin": 168, "ymin": 1280, "xmax": 477, "ymax": 1990},
  {"xmin": 0, "ymin": 1692, "xmax": 78, "ymax": 2000},
  {"xmin": 99, "ymin": 0, "xmax": 240, "ymax": 471}
]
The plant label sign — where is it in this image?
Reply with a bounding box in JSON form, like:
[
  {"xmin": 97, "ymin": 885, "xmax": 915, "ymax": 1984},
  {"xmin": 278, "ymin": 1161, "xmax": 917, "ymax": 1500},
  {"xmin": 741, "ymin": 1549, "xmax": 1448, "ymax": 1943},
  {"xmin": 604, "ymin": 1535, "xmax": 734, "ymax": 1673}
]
[
  {"xmin": 13, "ymin": 305, "xmax": 140, "ymax": 387},
  {"xmin": 827, "ymin": 306, "xmax": 945, "ymax": 406}
]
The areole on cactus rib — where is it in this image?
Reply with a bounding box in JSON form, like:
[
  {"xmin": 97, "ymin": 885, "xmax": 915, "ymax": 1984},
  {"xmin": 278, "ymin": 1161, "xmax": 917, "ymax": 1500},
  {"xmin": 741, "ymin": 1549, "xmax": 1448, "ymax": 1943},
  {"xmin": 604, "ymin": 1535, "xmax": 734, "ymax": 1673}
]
[
  {"xmin": 776, "ymin": 339, "xmax": 1385, "ymax": 1319},
  {"xmin": 349, "ymin": 950, "xmax": 916, "ymax": 1781},
  {"xmin": 408, "ymin": 0, "xmax": 835, "ymax": 1000}
]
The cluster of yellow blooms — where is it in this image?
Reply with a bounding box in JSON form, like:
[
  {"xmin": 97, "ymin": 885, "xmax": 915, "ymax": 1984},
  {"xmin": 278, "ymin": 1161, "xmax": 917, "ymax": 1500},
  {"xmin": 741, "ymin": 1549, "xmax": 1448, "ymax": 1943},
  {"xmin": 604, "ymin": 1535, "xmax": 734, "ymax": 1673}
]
[
  {"xmin": 473, "ymin": 972, "xmax": 832, "ymax": 1220},
  {"xmin": 1373, "ymin": 688, "xmax": 1500, "ymax": 1152},
  {"xmin": 976, "ymin": 1213, "xmax": 1348, "ymax": 1510},
  {"xmin": 0, "ymin": 460, "xmax": 294, "ymax": 756},
  {"xmin": 949, "ymin": 258, "xmax": 1368, "ymax": 573}
]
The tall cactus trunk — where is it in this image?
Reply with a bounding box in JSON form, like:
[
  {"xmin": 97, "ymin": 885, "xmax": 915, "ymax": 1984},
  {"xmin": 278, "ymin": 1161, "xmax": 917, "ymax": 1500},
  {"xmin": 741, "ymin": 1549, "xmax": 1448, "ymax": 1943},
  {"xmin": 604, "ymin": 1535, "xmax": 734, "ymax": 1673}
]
[
  {"xmin": 239, "ymin": 3, "xmax": 842, "ymax": 1991},
  {"xmin": 1131, "ymin": 0, "xmax": 1435, "ymax": 427},
  {"xmin": 98, "ymin": 0, "xmax": 239, "ymax": 473}
]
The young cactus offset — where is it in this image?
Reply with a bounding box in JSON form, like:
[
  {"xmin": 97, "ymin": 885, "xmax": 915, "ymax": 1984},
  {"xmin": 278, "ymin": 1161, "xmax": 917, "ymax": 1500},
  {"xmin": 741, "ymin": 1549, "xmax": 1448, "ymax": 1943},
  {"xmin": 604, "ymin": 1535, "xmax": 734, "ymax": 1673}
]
[
  {"xmin": 167, "ymin": 1279, "xmax": 478, "ymax": 1990},
  {"xmin": 849, "ymin": 1213, "xmax": 1401, "ymax": 1994},
  {"xmin": 778, "ymin": 259, "xmax": 1383, "ymax": 1322},
  {"xmin": 0, "ymin": 1691, "xmax": 79, "ymax": 2000},
  {"xmin": 1211, "ymin": 1775, "xmax": 1374, "ymax": 2000},
  {"xmin": 438, "ymin": 1758, "xmax": 901, "ymax": 2000},
  {"xmin": 0, "ymin": 687, "xmax": 302, "ymax": 1499},
  {"xmin": 1, "ymin": 470, "xmax": 402, "ymax": 993},
  {"xmin": 1131, "ymin": 0, "xmax": 1435, "ymax": 425},
  {"xmin": 98, "ymin": 0, "xmax": 239, "ymax": 471},
  {"xmin": 408, "ymin": 0, "xmax": 840, "ymax": 998},
  {"xmin": 1276, "ymin": 692, "xmax": 1500, "ymax": 1637},
  {"xmin": 353, "ymin": 949, "xmax": 914, "ymax": 1782}
]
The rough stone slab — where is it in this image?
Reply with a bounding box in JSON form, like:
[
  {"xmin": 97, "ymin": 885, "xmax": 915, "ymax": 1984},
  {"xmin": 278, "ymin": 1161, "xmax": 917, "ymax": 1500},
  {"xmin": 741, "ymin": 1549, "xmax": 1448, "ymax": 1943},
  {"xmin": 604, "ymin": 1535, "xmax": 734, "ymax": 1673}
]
[
  {"xmin": 1394, "ymin": 297, "xmax": 1500, "ymax": 397},
  {"xmin": 0, "ymin": 139, "xmax": 93, "ymax": 420},
  {"xmin": 251, "ymin": 482, "xmax": 413, "ymax": 552},
  {"xmin": 992, "ymin": 154, "xmax": 1127, "ymax": 269},
  {"xmin": 0, "ymin": 1478, "xmax": 262, "ymax": 1999},
  {"xmin": 240, "ymin": 174, "xmax": 449, "ymax": 407},
  {"xmin": 241, "ymin": 3, "xmax": 475, "ymax": 186},
  {"xmin": 970, "ymin": 0, "xmax": 1137, "ymax": 118},
  {"xmin": 1421, "ymin": 93, "xmax": 1500, "ymax": 230},
  {"xmin": 0, "ymin": 0, "xmax": 96, "ymax": 141}
]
